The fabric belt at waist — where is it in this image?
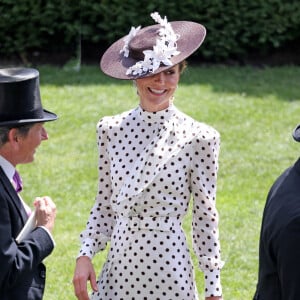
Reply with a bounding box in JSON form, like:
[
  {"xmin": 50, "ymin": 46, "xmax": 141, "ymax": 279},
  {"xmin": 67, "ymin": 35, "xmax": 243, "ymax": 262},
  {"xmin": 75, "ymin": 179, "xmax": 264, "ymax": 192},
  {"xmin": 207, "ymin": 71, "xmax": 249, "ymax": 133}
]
[{"xmin": 116, "ymin": 215, "xmax": 181, "ymax": 232}]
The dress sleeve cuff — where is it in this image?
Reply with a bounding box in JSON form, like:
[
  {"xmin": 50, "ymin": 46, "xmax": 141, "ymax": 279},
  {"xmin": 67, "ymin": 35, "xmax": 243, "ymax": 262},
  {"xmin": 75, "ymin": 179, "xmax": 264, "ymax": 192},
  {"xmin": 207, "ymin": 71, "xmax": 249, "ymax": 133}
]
[{"xmin": 204, "ymin": 268, "xmax": 222, "ymax": 297}]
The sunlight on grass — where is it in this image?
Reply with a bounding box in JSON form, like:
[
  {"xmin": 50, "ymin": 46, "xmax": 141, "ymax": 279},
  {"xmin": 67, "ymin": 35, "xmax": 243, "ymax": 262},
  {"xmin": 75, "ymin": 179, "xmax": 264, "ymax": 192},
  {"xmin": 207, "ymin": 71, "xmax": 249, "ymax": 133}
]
[{"xmin": 18, "ymin": 64, "xmax": 300, "ymax": 299}]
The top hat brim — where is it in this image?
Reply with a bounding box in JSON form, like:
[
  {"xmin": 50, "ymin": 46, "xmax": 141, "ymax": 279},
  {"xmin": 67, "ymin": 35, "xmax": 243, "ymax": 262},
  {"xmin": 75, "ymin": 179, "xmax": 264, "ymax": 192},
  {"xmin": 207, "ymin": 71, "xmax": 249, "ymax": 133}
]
[
  {"xmin": 0, "ymin": 109, "xmax": 58, "ymax": 127},
  {"xmin": 293, "ymin": 124, "xmax": 300, "ymax": 142},
  {"xmin": 100, "ymin": 21, "xmax": 206, "ymax": 80},
  {"xmin": 0, "ymin": 67, "xmax": 58, "ymax": 127}
]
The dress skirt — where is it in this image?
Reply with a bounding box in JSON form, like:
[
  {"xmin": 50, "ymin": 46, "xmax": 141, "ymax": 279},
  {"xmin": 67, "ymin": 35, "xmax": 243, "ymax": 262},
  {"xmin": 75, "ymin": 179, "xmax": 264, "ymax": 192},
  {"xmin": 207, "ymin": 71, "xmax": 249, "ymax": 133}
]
[{"xmin": 90, "ymin": 216, "xmax": 199, "ymax": 300}]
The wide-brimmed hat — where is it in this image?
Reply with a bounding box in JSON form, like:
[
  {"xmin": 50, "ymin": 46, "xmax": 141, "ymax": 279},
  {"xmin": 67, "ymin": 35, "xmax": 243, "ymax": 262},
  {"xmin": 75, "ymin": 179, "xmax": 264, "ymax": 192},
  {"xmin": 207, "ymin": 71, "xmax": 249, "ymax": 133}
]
[
  {"xmin": 0, "ymin": 68, "xmax": 57, "ymax": 126},
  {"xmin": 293, "ymin": 124, "xmax": 300, "ymax": 142},
  {"xmin": 100, "ymin": 12, "xmax": 206, "ymax": 80}
]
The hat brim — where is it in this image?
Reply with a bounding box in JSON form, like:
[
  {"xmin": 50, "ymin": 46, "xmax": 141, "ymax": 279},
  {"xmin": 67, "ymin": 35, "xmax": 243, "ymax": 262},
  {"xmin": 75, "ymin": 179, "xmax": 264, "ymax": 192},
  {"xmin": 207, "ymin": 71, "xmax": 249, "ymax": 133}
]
[
  {"xmin": 100, "ymin": 21, "xmax": 206, "ymax": 80},
  {"xmin": 293, "ymin": 124, "xmax": 300, "ymax": 142},
  {"xmin": 0, "ymin": 109, "xmax": 58, "ymax": 126}
]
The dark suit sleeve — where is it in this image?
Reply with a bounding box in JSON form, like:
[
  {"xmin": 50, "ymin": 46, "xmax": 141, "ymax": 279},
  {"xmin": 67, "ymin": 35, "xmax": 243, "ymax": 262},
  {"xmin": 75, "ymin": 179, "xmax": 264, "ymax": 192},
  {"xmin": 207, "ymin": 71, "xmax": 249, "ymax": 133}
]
[
  {"xmin": 0, "ymin": 192, "xmax": 54, "ymax": 291},
  {"xmin": 276, "ymin": 216, "xmax": 300, "ymax": 298}
]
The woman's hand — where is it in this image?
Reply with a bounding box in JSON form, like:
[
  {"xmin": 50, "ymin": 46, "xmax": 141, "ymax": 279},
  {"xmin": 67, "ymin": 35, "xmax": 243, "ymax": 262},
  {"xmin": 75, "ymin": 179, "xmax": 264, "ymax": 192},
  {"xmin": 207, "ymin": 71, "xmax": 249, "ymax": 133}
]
[
  {"xmin": 206, "ymin": 296, "xmax": 223, "ymax": 300},
  {"xmin": 73, "ymin": 256, "xmax": 98, "ymax": 300}
]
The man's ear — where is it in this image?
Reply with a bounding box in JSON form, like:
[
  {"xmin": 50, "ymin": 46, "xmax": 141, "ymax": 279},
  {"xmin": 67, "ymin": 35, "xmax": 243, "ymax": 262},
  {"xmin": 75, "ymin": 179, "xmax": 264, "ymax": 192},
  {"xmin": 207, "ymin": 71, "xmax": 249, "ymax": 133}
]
[{"xmin": 7, "ymin": 128, "xmax": 19, "ymax": 144}]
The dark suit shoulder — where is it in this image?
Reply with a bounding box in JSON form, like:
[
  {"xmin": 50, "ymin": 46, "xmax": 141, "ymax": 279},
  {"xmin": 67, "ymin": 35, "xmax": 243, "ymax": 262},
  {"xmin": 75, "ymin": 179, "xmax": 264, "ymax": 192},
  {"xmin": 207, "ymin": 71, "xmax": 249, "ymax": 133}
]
[{"xmin": 262, "ymin": 158, "xmax": 300, "ymax": 238}]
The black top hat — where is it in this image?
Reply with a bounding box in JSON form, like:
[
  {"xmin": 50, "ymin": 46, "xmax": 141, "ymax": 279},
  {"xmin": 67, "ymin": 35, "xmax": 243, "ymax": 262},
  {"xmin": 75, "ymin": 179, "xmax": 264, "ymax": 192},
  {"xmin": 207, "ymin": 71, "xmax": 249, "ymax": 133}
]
[
  {"xmin": 0, "ymin": 68, "xmax": 57, "ymax": 126},
  {"xmin": 293, "ymin": 124, "xmax": 300, "ymax": 142}
]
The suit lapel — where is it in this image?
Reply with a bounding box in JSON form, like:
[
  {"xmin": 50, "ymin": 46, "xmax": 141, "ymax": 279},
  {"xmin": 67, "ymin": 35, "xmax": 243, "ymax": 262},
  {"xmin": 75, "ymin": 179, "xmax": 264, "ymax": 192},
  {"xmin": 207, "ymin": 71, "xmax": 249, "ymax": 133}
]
[{"xmin": 0, "ymin": 167, "xmax": 28, "ymax": 224}]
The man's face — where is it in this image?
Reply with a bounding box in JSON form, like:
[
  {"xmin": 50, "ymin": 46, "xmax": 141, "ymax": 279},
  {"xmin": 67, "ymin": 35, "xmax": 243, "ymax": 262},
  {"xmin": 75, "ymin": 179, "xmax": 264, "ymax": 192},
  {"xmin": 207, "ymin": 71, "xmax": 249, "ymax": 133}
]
[{"xmin": 17, "ymin": 123, "xmax": 48, "ymax": 164}]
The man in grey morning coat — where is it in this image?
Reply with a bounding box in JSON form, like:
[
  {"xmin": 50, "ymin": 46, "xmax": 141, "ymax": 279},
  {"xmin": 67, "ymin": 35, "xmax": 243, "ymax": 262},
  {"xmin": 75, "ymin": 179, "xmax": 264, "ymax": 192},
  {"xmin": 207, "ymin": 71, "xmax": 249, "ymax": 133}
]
[{"xmin": 0, "ymin": 68, "xmax": 57, "ymax": 300}]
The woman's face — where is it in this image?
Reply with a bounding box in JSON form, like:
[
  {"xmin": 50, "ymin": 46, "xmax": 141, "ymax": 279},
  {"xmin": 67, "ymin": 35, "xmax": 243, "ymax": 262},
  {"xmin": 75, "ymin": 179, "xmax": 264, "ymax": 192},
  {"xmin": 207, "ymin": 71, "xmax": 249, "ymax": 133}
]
[{"xmin": 136, "ymin": 65, "xmax": 181, "ymax": 112}]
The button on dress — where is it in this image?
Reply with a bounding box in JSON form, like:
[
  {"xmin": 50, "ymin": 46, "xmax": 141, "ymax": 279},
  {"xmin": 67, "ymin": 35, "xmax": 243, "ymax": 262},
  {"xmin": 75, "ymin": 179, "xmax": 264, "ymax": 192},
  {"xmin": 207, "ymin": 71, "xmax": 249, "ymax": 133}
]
[{"xmin": 78, "ymin": 105, "xmax": 224, "ymax": 299}]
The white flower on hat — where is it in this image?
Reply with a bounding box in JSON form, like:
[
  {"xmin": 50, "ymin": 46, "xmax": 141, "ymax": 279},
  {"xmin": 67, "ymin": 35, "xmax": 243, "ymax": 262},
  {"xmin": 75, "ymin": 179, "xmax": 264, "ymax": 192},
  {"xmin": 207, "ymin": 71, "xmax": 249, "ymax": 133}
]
[
  {"xmin": 120, "ymin": 26, "xmax": 141, "ymax": 57},
  {"xmin": 123, "ymin": 12, "xmax": 181, "ymax": 77}
]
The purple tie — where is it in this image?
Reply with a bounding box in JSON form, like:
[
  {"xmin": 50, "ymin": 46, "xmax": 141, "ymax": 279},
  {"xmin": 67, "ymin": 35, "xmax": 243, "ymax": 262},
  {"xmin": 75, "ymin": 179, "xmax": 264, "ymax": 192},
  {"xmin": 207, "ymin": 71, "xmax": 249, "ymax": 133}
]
[{"xmin": 13, "ymin": 170, "xmax": 23, "ymax": 193}]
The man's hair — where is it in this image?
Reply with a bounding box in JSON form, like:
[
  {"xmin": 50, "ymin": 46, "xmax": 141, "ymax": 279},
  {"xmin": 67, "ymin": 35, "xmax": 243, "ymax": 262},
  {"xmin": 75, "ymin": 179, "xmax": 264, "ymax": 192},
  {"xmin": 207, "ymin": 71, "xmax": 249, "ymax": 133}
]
[{"xmin": 0, "ymin": 124, "xmax": 34, "ymax": 147}]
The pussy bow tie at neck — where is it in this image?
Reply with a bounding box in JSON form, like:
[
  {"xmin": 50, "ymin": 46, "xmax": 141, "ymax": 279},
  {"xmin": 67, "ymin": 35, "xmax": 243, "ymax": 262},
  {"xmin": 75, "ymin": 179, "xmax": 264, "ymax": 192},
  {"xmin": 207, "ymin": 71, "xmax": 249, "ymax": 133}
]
[{"xmin": 13, "ymin": 170, "xmax": 23, "ymax": 193}]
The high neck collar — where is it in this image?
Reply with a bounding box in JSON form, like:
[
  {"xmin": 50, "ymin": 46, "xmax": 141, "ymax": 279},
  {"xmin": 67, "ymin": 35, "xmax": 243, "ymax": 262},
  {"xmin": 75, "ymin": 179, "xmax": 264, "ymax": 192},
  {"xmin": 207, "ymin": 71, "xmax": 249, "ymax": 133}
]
[{"xmin": 137, "ymin": 104, "xmax": 176, "ymax": 125}]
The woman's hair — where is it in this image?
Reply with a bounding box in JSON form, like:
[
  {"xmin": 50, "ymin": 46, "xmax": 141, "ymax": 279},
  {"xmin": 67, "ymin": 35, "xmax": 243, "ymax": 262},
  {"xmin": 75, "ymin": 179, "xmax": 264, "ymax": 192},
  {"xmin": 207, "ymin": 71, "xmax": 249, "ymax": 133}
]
[
  {"xmin": 0, "ymin": 124, "xmax": 34, "ymax": 147},
  {"xmin": 179, "ymin": 60, "xmax": 187, "ymax": 74}
]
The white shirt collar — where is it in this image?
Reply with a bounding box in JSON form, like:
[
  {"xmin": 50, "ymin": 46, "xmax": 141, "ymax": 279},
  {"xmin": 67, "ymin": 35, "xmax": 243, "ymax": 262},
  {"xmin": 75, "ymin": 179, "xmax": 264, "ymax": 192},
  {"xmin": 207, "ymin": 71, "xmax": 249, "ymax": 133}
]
[{"xmin": 0, "ymin": 155, "xmax": 15, "ymax": 182}]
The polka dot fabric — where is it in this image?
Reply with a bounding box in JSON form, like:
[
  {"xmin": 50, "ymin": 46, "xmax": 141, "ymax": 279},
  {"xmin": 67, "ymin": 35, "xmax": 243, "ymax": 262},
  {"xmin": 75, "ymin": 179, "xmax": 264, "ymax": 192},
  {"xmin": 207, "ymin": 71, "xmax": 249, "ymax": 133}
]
[{"xmin": 78, "ymin": 105, "xmax": 224, "ymax": 299}]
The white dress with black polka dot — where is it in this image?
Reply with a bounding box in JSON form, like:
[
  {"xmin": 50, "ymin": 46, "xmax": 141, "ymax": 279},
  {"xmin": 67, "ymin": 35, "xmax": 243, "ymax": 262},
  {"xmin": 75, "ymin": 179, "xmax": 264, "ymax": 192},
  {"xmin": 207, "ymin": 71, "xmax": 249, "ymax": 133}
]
[{"xmin": 78, "ymin": 105, "xmax": 224, "ymax": 299}]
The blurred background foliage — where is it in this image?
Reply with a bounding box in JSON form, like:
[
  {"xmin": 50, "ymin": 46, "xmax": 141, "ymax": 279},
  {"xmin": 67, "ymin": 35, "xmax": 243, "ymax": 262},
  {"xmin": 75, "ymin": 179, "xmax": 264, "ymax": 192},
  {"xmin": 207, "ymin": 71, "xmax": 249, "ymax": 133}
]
[{"xmin": 0, "ymin": 0, "xmax": 300, "ymax": 66}]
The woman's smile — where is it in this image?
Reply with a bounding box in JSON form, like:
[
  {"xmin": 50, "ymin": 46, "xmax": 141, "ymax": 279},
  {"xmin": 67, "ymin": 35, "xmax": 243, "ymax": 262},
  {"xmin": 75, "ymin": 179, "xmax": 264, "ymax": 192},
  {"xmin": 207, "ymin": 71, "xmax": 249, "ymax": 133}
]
[
  {"xmin": 148, "ymin": 88, "xmax": 166, "ymax": 95},
  {"xmin": 136, "ymin": 65, "xmax": 180, "ymax": 112}
]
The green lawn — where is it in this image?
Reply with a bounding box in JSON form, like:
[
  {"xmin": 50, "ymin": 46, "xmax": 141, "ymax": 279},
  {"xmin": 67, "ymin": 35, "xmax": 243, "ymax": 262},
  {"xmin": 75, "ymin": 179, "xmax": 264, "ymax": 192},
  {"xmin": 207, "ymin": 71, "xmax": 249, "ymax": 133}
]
[{"xmin": 18, "ymin": 64, "xmax": 300, "ymax": 299}]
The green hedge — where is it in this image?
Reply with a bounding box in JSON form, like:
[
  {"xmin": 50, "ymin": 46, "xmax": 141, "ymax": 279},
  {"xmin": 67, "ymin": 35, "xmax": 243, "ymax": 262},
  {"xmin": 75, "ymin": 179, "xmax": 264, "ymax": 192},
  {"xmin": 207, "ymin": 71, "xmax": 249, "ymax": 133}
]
[
  {"xmin": 1, "ymin": 0, "xmax": 300, "ymax": 63},
  {"xmin": 0, "ymin": 0, "xmax": 80, "ymax": 62}
]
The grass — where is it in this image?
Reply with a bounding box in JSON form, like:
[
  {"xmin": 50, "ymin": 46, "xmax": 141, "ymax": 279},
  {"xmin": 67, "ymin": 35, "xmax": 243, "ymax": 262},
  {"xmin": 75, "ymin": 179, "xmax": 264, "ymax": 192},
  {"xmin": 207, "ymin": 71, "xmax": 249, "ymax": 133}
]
[{"xmin": 17, "ymin": 64, "xmax": 300, "ymax": 299}]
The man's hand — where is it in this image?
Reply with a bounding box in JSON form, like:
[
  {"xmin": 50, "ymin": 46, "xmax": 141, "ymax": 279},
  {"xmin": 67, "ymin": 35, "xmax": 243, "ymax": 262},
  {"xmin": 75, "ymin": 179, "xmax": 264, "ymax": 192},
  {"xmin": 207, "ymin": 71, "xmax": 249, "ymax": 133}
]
[{"xmin": 34, "ymin": 196, "xmax": 56, "ymax": 233}]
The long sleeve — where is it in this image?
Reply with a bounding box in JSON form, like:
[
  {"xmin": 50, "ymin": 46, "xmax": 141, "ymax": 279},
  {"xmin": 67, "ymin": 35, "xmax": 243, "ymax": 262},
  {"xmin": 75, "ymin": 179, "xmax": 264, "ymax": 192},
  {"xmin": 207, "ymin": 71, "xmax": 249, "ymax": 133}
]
[
  {"xmin": 78, "ymin": 118, "xmax": 116, "ymax": 258},
  {"xmin": 275, "ymin": 217, "xmax": 300, "ymax": 298},
  {"xmin": 0, "ymin": 181, "xmax": 54, "ymax": 294},
  {"xmin": 190, "ymin": 128, "xmax": 224, "ymax": 297}
]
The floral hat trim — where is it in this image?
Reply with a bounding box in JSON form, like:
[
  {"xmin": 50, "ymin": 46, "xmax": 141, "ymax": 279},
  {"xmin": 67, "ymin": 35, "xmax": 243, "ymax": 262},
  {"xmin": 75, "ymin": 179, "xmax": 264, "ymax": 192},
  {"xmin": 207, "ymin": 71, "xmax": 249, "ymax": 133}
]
[
  {"xmin": 120, "ymin": 12, "xmax": 181, "ymax": 77},
  {"xmin": 100, "ymin": 13, "xmax": 206, "ymax": 80}
]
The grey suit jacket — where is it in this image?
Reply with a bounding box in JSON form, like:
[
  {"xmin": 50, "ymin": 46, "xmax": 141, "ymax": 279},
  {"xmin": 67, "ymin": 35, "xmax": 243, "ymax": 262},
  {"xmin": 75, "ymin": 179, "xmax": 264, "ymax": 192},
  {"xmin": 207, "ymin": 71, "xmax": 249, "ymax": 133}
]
[{"xmin": 0, "ymin": 167, "xmax": 54, "ymax": 300}]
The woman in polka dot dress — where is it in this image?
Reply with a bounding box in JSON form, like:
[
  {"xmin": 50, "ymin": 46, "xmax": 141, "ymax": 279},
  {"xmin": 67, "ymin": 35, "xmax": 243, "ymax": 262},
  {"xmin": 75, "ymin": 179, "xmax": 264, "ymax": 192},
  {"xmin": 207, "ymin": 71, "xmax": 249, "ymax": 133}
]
[{"xmin": 73, "ymin": 12, "xmax": 224, "ymax": 300}]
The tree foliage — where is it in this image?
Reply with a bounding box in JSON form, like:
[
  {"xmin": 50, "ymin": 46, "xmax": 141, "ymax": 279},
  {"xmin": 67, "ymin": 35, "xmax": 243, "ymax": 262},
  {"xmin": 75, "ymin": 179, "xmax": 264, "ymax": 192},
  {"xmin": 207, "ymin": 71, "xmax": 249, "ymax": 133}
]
[{"xmin": 0, "ymin": 0, "xmax": 299, "ymax": 63}]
